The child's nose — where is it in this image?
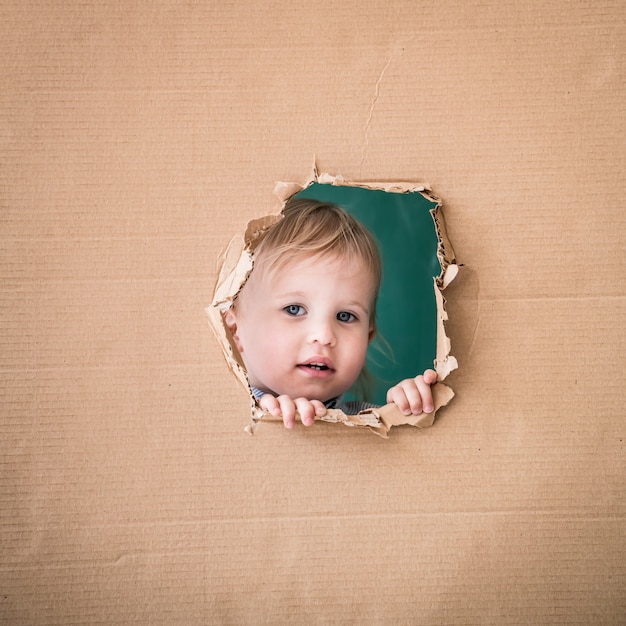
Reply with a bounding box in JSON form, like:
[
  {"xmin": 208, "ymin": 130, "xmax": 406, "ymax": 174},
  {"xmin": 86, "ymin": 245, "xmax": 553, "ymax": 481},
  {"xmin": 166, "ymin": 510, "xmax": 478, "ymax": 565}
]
[{"xmin": 308, "ymin": 319, "xmax": 336, "ymax": 346}]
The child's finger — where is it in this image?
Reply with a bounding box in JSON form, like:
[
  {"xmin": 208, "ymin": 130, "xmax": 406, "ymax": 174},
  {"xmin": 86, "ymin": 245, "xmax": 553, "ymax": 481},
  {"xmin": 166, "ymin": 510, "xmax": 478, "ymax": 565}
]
[
  {"xmin": 423, "ymin": 369, "xmax": 438, "ymax": 385},
  {"xmin": 414, "ymin": 375, "xmax": 434, "ymax": 414},
  {"xmin": 386, "ymin": 384, "xmax": 414, "ymax": 415},
  {"xmin": 311, "ymin": 400, "xmax": 327, "ymax": 417},
  {"xmin": 400, "ymin": 379, "xmax": 426, "ymax": 415},
  {"xmin": 276, "ymin": 395, "xmax": 297, "ymax": 429},
  {"xmin": 259, "ymin": 394, "xmax": 281, "ymax": 417},
  {"xmin": 294, "ymin": 397, "xmax": 316, "ymax": 427}
]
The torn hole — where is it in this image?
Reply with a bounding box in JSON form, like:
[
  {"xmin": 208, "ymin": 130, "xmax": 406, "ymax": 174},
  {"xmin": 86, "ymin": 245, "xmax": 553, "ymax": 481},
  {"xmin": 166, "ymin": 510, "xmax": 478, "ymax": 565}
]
[{"xmin": 207, "ymin": 168, "xmax": 458, "ymax": 437}]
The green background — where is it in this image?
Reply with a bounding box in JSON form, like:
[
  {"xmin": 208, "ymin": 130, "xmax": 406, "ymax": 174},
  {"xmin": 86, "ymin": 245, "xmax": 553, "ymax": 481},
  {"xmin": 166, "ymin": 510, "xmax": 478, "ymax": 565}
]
[{"xmin": 295, "ymin": 183, "xmax": 441, "ymax": 404}]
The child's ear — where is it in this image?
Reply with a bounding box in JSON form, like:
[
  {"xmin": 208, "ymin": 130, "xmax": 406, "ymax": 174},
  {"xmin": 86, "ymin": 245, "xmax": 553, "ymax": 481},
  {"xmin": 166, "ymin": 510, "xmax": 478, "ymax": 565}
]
[
  {"xmin": 368, "ymin": 323, "xmax": 376, "ymax": 344},
  {"xmin": 223, "ymin": 308, "xmax": 244, "ymax": 353}
]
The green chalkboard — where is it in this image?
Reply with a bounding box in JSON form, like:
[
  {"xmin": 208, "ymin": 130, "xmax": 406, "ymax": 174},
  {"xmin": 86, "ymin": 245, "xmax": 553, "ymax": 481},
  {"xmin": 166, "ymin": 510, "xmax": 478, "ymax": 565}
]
[{"xmin": 295, "ymin": 183, "xmax": 441, "ymax": 405}]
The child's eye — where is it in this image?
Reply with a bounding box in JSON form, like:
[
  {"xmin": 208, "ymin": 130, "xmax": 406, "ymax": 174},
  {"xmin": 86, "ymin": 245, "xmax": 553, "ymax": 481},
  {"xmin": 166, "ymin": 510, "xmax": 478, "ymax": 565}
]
[
  {"xmin": 284, "ymin": 304, "xmax": 305, "ymax": 316},
  {"xmin": 337, "ymin": 311, "xmax": 357, "ymax": 323}
]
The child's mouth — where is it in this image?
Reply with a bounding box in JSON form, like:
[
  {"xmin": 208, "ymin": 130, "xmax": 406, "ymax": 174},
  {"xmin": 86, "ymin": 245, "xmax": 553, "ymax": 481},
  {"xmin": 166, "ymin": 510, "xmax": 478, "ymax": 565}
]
[
  {"xmin": 297, "ymin": 358, "xmax": 335, "ymax": 378},
  {"xmin": 305, "ymin": 362, "xmax": 329, "ymax": 371}
]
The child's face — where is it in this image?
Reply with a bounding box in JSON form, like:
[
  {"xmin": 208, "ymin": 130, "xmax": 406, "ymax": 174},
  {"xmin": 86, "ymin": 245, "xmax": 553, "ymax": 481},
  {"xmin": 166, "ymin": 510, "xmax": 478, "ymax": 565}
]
[{"xmin": 226, "ymin": 253, "xmax": 376, "ymax": 403}]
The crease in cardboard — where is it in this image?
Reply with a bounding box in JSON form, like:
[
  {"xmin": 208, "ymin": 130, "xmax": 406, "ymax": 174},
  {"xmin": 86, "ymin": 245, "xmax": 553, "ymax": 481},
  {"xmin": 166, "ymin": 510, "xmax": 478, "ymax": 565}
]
[
  {"xmin": 208, "ymin": 168, "xmax": 458, "ymax": 438},
  {"xmin": 361, "ymin": 49, "xmax": 397, "ymax": 172}
]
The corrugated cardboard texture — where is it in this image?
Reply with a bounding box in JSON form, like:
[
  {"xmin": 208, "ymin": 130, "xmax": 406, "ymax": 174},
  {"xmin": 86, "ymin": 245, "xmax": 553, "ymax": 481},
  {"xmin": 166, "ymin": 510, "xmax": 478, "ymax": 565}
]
[{"xmin": 1, "ymin": 1, "xmax": 625, "ymax": 623}]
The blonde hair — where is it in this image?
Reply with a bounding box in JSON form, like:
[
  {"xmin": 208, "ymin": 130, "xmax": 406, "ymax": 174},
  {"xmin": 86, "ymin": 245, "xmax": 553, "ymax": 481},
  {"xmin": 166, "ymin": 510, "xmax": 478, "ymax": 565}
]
[{"xmin": 252, "ymin": 197, "xmax": 382, "ymax": 322}]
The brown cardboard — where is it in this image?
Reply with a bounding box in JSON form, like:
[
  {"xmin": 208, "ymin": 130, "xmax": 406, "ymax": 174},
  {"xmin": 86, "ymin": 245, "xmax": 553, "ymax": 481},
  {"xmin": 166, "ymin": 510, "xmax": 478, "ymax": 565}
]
[
  {"xmin": 2, "ymin": 1, "xmax": 625, "ymax": 624},
  {"xmin": 208, "ymin": 169, "xmax": 458, "ymax": 437}
]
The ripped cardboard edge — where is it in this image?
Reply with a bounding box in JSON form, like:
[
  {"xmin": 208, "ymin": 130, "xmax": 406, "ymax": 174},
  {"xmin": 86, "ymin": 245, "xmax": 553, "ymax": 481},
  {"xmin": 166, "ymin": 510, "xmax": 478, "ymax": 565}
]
[{"xmin": 207, "ymin": 168, "xmax": 459, "ymax": 438}]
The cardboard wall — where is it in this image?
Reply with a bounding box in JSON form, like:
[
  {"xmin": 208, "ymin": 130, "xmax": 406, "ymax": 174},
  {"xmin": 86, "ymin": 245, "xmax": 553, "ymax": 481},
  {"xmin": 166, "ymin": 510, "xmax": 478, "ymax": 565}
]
[{"xmin": 1, "ymin": 1, "xmax": 624, "ymax": 623}]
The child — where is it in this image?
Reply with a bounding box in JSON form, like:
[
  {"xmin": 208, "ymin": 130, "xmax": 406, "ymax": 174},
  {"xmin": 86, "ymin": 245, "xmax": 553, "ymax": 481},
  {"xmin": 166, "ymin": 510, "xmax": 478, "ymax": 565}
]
[{"xmin": 224, "ymin": 198, "xmax": 438, "ymax": 429}]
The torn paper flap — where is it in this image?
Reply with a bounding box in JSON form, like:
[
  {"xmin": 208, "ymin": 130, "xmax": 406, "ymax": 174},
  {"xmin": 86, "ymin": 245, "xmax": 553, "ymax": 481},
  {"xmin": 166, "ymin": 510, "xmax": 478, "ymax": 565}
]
[
  {"xmin": 316, "ymin": 172, "xmax": 432, "ymax": 195},
  {"xmin": 243, "ymin": 213, "xmax": 282, "ymax": 249},
  {"xmin": 211, "ymin": 235, "xmax": 252, "ymax": 311},
  {"xmin": 274, "ymin": 171, "xmax": 434, "ymax": 204},
  {"xmin": 434, "ymin": 277, "xmax": 459, "ymax": 379}
]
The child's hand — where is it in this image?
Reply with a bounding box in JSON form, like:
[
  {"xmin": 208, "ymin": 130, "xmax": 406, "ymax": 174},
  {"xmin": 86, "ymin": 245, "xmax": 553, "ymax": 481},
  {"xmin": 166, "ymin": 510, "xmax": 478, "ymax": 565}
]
[
  {"xmin": 386, "ymin": 369, "xmax": 437, "ymax": 415},
  {"xmin": 258, "ymin": 394, "xmax": 327, "ymax": 429}
]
